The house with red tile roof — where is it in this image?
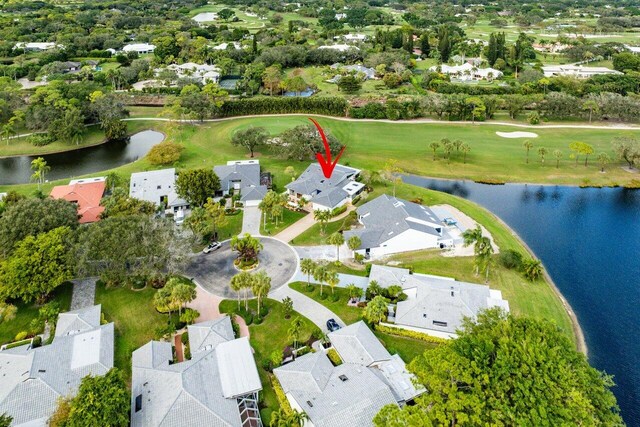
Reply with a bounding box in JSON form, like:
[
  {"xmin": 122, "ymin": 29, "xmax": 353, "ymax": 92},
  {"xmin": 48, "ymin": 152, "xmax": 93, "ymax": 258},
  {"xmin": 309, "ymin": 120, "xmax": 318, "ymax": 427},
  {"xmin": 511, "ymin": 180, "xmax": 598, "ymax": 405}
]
[{"xmin": 50, "ymin": 177, "xmax": 106, "ymax": 224}]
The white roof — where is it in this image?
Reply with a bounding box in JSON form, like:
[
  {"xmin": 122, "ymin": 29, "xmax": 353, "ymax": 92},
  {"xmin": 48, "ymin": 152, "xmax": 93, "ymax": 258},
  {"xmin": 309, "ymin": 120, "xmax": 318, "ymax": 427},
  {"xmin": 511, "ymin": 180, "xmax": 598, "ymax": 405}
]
[
  {"xmin": 129, "ymin": 168, "xmax": 187, "ymax": 208},
  {"xmin": 216, "ymin": 337, "xmax": 262, "ymax": 398},
  {"xmin": 123, "ymin": 43, "xmax": 156, "ymax": 52},
  {"xmin": 318, "ymin": 44, "xmax": 360, "ymax": 52},
  {"xmin": 430, "ymin": 62, "xmax": 502, "ymax": 77},
  {"xmin": 213, "ymin": 42, "xmax": 241, "ymax": 50},
  {"xmin": 541, "ymin": 65, "xmax": 623, "ymax": 77},
  {"xmin": 14, "ymin": 42, "xmax": 60, "ymax": 50}
]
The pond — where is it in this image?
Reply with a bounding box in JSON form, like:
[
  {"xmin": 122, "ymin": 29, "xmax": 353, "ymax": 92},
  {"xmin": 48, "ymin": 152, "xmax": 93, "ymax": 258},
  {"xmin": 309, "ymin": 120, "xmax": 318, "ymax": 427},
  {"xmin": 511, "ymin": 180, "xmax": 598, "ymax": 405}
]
[
  {"xmin": 0, "ymin": 130, "xmax": 165, "ymax": 185},
  {"xmin": 404, "ymin": 175, "xmax": 640, "ymax": 426}
]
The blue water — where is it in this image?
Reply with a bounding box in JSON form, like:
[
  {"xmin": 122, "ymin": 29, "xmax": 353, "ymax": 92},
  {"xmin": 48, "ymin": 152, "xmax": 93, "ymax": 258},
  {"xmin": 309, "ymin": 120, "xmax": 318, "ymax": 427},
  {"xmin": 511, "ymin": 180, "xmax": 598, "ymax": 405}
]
[{"xmin": 404, "ymin": 175, "xmax": 640, "ymax": 425}]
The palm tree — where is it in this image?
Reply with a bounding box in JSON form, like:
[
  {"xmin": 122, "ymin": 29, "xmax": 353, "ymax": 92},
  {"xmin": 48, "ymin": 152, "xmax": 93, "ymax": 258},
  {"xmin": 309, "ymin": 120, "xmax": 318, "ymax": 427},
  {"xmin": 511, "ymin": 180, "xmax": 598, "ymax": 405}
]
[
  {"xmin": 326, "ymin": 271, "xmax": 339, "ymax": 295},
  {"xmin": 462, "ymin": 225, "xmax": 483, "ymax": 247},
  {"xmin": 347, "ymin": 235, "xmax": 361, "ymax": 260},
  {"xmin": 441, "ymin": 138, "xmax": 454, "ymax": 163},
  {"xmin": 313, "ymin": 264, "xmax": 329, "ymax": 296},
  {"xmin": 460, "ymin": 143, "xmax": 471, "ymax": 164},
  {"xmin": 381, "ymin": 160, "xmax": 402, "ymax": 197},
  {"xmin": 313, "ymin": 209, "xmax": 331, "ymax": 235},
  {"xmin": 252, "ymin": 271, "xmax": 271, "ymax": 314},
  {"xmin": 153, "ymin": 287, "xmax": 174, "ymax": 319},
  {"xmin": 171, "ymin": 283, "xmax": 197, "ymax": 316},
  {"xmin": 327, "ymin": 232, "xmax": 345, "ymax": 262},
  {"xmin": 366, "ymin": 280, "xmax": 382, "ymax": 299},
  {"xmin": 523, "ymin": 140, "xmax": 534, "ymax": 164},
  {"xmin": 346, "ymin": 284, "xmax": 363, "ymax": 303},
  {"xmin": 537, "ymin": 147, "xmax": 548, "ymax": 164},
  {"xmin": 429, "ymin": 141, "xmax": 440, "ymax": 161},
  {"xmin": 230, "ymin": 233, "xmax": 263, "ymax": 264},
  {"xmin": 30, "ymin": 157, "xmax": 50, "ymax": 190},
  {"xmin": 288, "ymin": 316, "xmax": 303, "ymax": 350},
  {"xmin": 474, "ymin": 236, "xmax": 494, "ymax": 280},
  {"xmin": 300, "ymin": 258, "xmax": 316, "ymax": 287},
  {"xmin": 231, "ymin": 271, "xmax": 253, "ymax": 311},
  {"xmin": 522, "ymin": 258, "xmax": 543, "ymax": 281},
  {"xmin": 553, "ymin": 149, "xmax": 563, "ymax": 169},
  {"xmin": 364, "ymin": 295, "xmax": 389, "ymax": 325}
]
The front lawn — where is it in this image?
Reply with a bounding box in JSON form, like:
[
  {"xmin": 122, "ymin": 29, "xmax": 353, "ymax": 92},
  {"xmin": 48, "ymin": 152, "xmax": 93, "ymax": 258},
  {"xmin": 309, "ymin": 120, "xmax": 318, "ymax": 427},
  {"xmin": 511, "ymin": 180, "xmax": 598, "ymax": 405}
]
[
  {"xmin": 261, "ymin": 208, "xmax": 307, "ymax": 236},
  {"xmin": 373, "ymin": 330, "xmax": 438, "ymax": 364},
  {"xmin": 0, "ymin": 282, "xmax": 73, "ymax": 345},
  {"xmin": 291, "ymin": 213, "xmax": 358, "ymax": 246},
  {"xmin": 95, "ymin": 281, "xmax": 169, "ymax": 382},
  {"xmin": 218, "ymin": 210, "xmax": 243, "ymax": 240},
  {"xmin": 219, "ymin": 298, "xmax": 320, "ymax": 425}
]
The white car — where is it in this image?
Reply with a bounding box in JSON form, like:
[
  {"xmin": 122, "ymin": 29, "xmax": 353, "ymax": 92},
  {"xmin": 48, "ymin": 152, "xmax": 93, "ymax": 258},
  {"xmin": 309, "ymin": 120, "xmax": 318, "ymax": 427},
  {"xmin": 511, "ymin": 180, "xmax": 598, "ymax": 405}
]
[{"xmin": 203, "ymin": 241, "xmax": 222, "ymax": 254}]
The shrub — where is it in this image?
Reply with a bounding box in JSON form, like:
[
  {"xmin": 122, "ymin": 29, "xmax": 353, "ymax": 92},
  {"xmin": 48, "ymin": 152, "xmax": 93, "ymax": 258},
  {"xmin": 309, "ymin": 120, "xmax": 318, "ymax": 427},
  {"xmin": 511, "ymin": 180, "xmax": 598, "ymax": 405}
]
[
  {"xmin": 181, "ymin": 332, "xmax": 189, "ymax": 345},
  {"xmin": 254, "ymin": 315, "xmax": 263, "ymax": 325},
  {"xmin": 146, "ymin": 142, "xmax": 184, "ymax": 165},
  {"xmin": 326, "ymin": 348, "xmax": 343, "ymax": 366},
  {"xmin": 320, "ymin": 292, "xmax": 329, "ymax": 300},
  {"xmin": 259, "ymin": 306, "xmax": 269, "ymax": 317},
  {"xmin": 330, "ymin": 293, "xmax": 340, "ymax": 302},
  {"xmin": 184, "ymin": 344, "xmax": 191, "ymax": 360},
  {"xmin": 331, "ymin": 205, "xmax": 348, "ymax": 217},
  {"xmin": 295, "ymin": 346, "xmax": 312, "ymax": 357},
  {"xmin": 29, "ymin": 133, "xmax": 55, "ymax": 146},
  {"xmin": 31, "ymin": 335, "xmax": 42, "ymax": 348},
  {"xmin": 15, "ymin": 331, "xmax": 28, "ymax": 341},
  {"xmin": 270, "ymin": 374, "xmax": 293, "ymax": 415},
  {"xmin": 528, "ymin": 111, "xmax": 541, "ymax": 125},
  {"xmin": 499, "ymin": 249, "xmax": 524, "ymax": 270},
  {"xmin": 305, "ymin": 283, "xmax": 315, "ymax": 293},
  {"xmin": 375, "ymin": 324, "xmax": 448, "ymax": 344}
]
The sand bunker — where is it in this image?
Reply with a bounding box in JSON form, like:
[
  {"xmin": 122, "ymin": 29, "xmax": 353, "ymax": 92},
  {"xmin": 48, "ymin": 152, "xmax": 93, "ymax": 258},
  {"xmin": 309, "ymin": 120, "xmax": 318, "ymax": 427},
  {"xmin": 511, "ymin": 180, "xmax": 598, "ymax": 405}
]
[{"xmin": 496, "ymin": 131, "xmax": 539, "ymax": 138}]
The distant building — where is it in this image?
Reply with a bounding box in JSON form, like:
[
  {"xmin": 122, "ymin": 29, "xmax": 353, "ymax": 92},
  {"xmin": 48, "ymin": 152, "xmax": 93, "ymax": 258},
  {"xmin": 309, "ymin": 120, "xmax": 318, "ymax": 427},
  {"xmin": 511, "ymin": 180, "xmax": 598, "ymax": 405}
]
[
  {"xmin": 335, "ymin": 33, "xmax": 367, "ymax": 43},
  {"xmin": 129, "ymin": 168, "xmax": 189, "ymax": 214},
  {"xmin": 158, "ymin": 63, "xmax": 221, "ymax": 84},
  {"xmin": 541, "ymin": 65, "xmax": 623, "ymax": 78},
  {"xmin": 212, "ymin": 41, "xmax": 242, "ymax": 50},
  {"xmin": 625, "ymin": 45, "xmax": 640, "ymax": 54},
  {"xmin": 429, "ymin": 62, "xmax": 503, "ymax": 81},
  {"xmin": 330, "ymin": 63, "xmax": 376, "ymax": 80},
  {"xmin": 274, "ymin": 321, "xmax": 423, "ymax": 427},
  {"xmin": 369, "ymin": 265, "xmax": 510, "ymax": 338},
  {"xmin": 13, "ymin": 42, "xmax": 61, "ymax": 51},
  {"xmin": 122, "ymin": 43, "xmax": 156, "ymax": 55},
  {"xmin": 214, "ymin": 160, "xmax": 269, "ymax": 207},
  {"xmin": 0, "ymin": 305, "xmax": 114, "ymax": 426},
  {"xmin": 50, "ymin": 177, "xmax": 106, "ymax": 224},
  {"xmin": 343, "ymin": 195, "xmax": 453, "ymax": 259},
  {"xmin": 285, "ymin": 163, "xmax": 364, "ymax": 211},
  {"xmin": 131, "ymin": 317, "xmax": 263, "ymax": 427},
  {"xmin": 318, "ymin": 44, "xmax": 360, "ymax": 52}
]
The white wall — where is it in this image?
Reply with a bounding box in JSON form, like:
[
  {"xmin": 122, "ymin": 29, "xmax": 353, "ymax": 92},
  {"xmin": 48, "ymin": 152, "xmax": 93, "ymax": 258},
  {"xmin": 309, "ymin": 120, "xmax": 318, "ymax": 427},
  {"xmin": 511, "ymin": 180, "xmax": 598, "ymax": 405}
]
[
  {"xmin": 361, "ymin": 229, "xmax": 440, "ymax": 259},
  {"xmin": 286, "ymin": 393, "xmax": 316, "ymax": 427}
]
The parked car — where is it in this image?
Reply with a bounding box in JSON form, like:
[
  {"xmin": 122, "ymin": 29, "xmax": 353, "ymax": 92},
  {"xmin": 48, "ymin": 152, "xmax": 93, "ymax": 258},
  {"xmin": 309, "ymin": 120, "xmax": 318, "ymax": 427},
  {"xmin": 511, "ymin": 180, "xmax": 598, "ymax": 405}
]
[
  {"xmin": 326, "ymin": 318, "xmax": 341, "ymax": 332},
  {"xmin": 203, "ymin": 241, "xmax": 222, "ymax": 254}
]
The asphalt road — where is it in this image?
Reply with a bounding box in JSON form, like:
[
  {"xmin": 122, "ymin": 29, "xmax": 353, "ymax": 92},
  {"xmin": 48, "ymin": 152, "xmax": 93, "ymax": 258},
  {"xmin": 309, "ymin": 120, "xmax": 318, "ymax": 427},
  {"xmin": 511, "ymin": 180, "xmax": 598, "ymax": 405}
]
[{"xmin": 184, "ymin": 237, "xmax": 298, "ymax": 298}]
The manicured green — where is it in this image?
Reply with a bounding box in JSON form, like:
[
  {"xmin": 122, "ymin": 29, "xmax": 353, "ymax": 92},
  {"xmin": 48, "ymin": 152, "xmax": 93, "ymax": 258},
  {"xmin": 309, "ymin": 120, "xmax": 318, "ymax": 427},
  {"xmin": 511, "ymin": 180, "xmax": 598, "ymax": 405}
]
[
  {"xmin": 218, "ymin": 211, "xmax": 244, "ymax": 241},
  {"xmin": 0, "ymin": 281, "xmax": 73, "ymax": 345},
  {"xmin": 292, "ymin": 214, "xmax": 358, "ymax": 246},
  {"xmin": 219, "ymin": 298, "xmax": 320, "ymax": 424},
  {"xmin": 373, "ymin": 330, "xmax": 438, "ymax": 364},
  {"xmin": 261, "ymin": 208, "xmax": 307, "ymax": 236},
  {"xmin": 289, "ymin": 281, "xmax": 363, "ymax": 325},
  {"xmin": 95, "ymin": 282, "xmax": 168, "ymax": 381}
]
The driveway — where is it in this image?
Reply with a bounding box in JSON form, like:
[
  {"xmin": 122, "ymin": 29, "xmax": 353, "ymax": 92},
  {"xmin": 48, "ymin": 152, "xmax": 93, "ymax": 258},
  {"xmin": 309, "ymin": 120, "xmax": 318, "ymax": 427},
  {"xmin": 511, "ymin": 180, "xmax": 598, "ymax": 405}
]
[
  {"xmin": 184, "ymin": 237, "xmax": 298, "ymax": 298},
  {"xmin": 293, "ymin": 245, "xmax": 350, "ymax": 262},
  {"xmin": 242, "ymin": 206, "xmax": 262, "ymax": 236},
  {"xmin": 271, "ymin": 285, "xmax": 345, "ymax": 332},
  {"xmin": 290, "ymin": 271, "xmax": 369, "ymax": 290}
]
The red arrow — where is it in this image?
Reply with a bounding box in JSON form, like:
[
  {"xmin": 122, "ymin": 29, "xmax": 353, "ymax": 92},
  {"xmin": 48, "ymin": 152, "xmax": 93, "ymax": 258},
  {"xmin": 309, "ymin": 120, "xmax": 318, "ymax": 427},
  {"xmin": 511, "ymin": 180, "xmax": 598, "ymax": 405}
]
[{"xmin": 309, "ymin": 117, "xmax": 346, "ymax": 179}]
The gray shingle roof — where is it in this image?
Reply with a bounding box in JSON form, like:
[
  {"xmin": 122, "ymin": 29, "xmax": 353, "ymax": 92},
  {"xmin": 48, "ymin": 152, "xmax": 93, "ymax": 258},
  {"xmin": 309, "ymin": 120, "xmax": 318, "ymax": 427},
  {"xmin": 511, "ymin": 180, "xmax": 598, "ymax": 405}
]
[
  {"xmin": 214, "ymin": 161, "xmax": 268, "ymax": 203},
  {"xmin": 285, "ymin": 163, "xmax": 360, "ymax": 209},
  {"xmin": 344, "ymin": 195, "xmax": 443, "ymax": 249},
  {"xmin": 131, "ymin": 317, "xmax": 262, "ymax": 427},
  {"xmin": 328, "ymin": 321, "xmax": 391, "ymax": 366},
  {"xmin": 274, "ymin": 352, "xmax": 398, "ymax": 427},
  {"xmin": 369, "ymin": 265, "xmax": 510, "ymax": 334},
  {"xmin": 55, "ymin": 304, "xmax": 101, "ymax": 337},
  {"xmin": 0, "ymin": 306, "xmax": 114, "ymax": 427}
]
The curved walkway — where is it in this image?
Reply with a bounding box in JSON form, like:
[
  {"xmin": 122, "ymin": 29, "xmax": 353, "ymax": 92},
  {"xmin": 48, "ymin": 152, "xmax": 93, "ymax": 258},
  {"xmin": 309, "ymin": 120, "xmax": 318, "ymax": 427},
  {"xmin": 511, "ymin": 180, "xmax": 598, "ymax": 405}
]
[
  {"xmin": 270, "ymin": 284, "xmax": 345, "ymax": 333},
  {"xmin": 123, "ymin": 114, "xmax": 640, "ymax": 130},
  {"xmin": 187, "ymin": 281, "xmax": 249, "ymax": 338},
  {"xmin": 275, "ymin": 205, "xmax": 355, "ymax": 243}
]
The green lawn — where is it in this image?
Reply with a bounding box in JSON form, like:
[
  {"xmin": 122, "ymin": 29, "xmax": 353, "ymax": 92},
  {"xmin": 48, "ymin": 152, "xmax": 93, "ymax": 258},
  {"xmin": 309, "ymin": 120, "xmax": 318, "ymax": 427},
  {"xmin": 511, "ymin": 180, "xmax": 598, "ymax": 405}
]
[
  {"xmin": 218, "ymin": 211, "xmax": 244, "ymax": 241},
  {"xmin": 292, "ymin": 213, "xmax": 359, "ymax": 246},
  {"xmin": 0, "ymin": 282, "xmax": 73, "ymax": 345},
  {"xmin": 261, "ymin": 208, "xmax": 307, "ymax": 236},
  {"xmin": 289, "ymin": 281, "xmax": 363, "ymax": 325},
  {"xmin": 95, "ymin": 281, "xmax": 169, "ymax": 382},
  {"xmin": 374, "ymin": 330, "xmax": 438, "ymax": 363},
  {"xmin": 219, "ymin": 298, "xmax": 320, "ymax": 424}
]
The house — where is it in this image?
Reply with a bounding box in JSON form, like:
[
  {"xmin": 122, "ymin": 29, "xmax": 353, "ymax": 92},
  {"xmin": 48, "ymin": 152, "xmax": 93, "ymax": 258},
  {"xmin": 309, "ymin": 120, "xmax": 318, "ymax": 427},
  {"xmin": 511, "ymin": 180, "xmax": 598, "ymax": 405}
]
[
  {"xmin": 214, "ymin": 160, "xmax": 269, "ymax": 207},
  {"xmin": 318, "ymin": 44, "xmax": 360, "ymax": 52},
  {"xmin": 0, "ymin": 305, "xmax": 114, "ymax": 427},
  {"xmin": 50, "ymin": 177, "xmax": 106, "ymax": 224},
  {"xmin": 213, "ymin": 42, "xmax": 242, "ymax": 50},
  {"xmin": 61, "ymin": 61, "xmax": 82, "ymax": 73},
  {"xmin": 625, "ymin": 45, "xmax": 640, "ymax": 54},
  {"xmin": 541, "ymin": 65, "xmax": 623, "ymax": 78},
  {"xmin": 156, "ymin": 63, "xmax": 221, "ymax": 85},
  {"xmin": 274, "ymin": 322, "xmax": 422, "ymax": 427},
  {"xmin": 131, "ymin": 317, "xmax": 263, "ymax": 427},
  {"xmin": 343, "ymin": 195, "xmax": 453, "ymax": 259},
  {"xmin": 13, "ymin": 42, "xmax": 61, "ymax": 51},
  {"xmin": 129, "ymin": 168, "xmax": 189, "ymax": 213},
  {"xmin": 335, "ymin": 33, "xmax": 367, "ymax": 43},
  {"xmin": 429, "ymin": 62, "xmax": 503, "ymax": 81},
  {"xmin": 285, "ymin": 163, "xmax": 364, "ymax": 211},
  {"xmin": 330, "ymin": 63, "xmax": 376, "ymax": 80},
  {"xmin": 123, "ymin": 43, "xmax": 156, "ymax": 54},
  {"xmin": 368, "ymin": 265, "xmax": 510, "ymax": 338}
]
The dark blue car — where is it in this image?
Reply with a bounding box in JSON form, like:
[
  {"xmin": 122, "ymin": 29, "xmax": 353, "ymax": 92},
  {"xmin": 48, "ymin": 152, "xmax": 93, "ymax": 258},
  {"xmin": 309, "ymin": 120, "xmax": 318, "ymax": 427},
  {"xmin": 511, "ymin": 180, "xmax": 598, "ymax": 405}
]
[{"xmin": 326, "ymin": 318, "xmax": 341, "ymax": 332}]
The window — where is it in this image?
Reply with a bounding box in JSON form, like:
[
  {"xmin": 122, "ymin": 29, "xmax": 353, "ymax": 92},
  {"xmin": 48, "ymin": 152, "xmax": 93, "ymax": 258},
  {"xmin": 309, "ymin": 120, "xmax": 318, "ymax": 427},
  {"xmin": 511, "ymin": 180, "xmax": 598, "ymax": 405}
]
[
  {"xmin": 135, "ymin": 395, "xmax": 142, "ymax": 412},
  {"xmin": 433, "ymin": 320, "xmax": 448, "ymax": 327},
  {"xmin": 339, "ymin": 375, "xmax": 349, "ymax": 382}
]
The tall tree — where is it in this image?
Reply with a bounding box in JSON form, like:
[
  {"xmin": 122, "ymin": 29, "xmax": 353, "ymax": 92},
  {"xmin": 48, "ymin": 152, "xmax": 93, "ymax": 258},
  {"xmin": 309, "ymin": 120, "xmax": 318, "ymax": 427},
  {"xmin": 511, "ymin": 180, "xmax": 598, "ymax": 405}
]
[
  {"xmin": 364, "ymin": 295, "xmax": 389, "ymax": 325},
  {"xmin": 30, "ymin": 157, "xmax": 50, "ymax": 190},
  {"xmin": 374, "ymin": 309, "xmax": 622, "ymax": 426},
  {"xmin": 65, "ymin": 369, "xmax": 130, "ymax": 427},
  {"xmin": 313, "ymin": 263, "xmax": 329, "ymax": 296},
  {"xmin": 327, "ymin": 232, "xmax": 344, "ymax": 262},
  {"xmin": 175, "ymin": 168, "xmax": 221, "ymax": 207},
  {"xmin": 523, "ymin": 140, "xmax": 534, "ymax": 164},
  {"xmin": 230, "ymin": 233, "xmax": 263, "ymax": 265},
  {"xmin": 313, "ymin": 209, "xmax": 331, "ymax": 235},
  {"xmin": 231, "ymin": 126, "xmax": 269, "ymax": 158},
  {"xmin": 300, "ymin": 258, "xmax": 317, "ymax": 287},
  {"xmin": 252, "ymin": 271, "xmax": 271, "ymax": 314}
]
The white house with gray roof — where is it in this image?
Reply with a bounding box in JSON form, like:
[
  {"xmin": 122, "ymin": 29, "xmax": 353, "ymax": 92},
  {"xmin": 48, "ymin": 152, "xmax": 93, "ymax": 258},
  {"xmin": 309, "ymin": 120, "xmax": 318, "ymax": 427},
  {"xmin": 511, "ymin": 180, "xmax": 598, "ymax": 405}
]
[
  {"xmin": 369, "ymin": 265, "xmax": 510, "ymax": 338},
  {"xmin": 343, "ymin": 195, "xmax": 453, "ymax": 260},
  {"xmin": 285, "ymin": 163, "xmax": 364, "ymax": 211},
  {"xmin": 129, "ymin": 168, "xmax": 189, "ymax": 214},
  {"xmin": 214, "ymin": 160, "xmax": 268, "ymax": 207},
  {"xmin": 0, "ymin": 305, "xmax": 114, "ymax": 427},
  {"xmin": 131, "ymin": 316, "xmax": 263, "ymax": 427},
  {"xmin": 274, "ymin": 321, "xmax": 423, "ymax": 426}
]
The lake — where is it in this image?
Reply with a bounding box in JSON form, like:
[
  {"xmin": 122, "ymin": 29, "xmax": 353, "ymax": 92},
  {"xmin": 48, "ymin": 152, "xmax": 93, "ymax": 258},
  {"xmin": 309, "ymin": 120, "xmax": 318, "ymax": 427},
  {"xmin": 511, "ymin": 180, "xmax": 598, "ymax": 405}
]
[
  {"xmin": 405, "ymin": 175, "xmax": 640, "ymax": 425},
  {"xmin": 0, "ymin": 130, "xmax": 165, "ymax": 185}
]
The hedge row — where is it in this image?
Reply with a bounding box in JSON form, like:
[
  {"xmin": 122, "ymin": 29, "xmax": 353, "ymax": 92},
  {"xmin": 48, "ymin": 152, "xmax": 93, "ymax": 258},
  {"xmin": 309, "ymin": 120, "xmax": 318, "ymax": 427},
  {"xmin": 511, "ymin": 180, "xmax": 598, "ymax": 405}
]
[
  {"xmin": 270, "ymin": 374, "xmax": 293, "ymax": 416},
  {"xmin": 326, "ymin": 348, "xmax": 343, "ymax": 366},
  {"xmin": 219, "ymin": 97, "xmax": 348, "ymax": 117},
  {"xmin": 375, "ymin": 324, "xmax": 448, "ymax": 345}
]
